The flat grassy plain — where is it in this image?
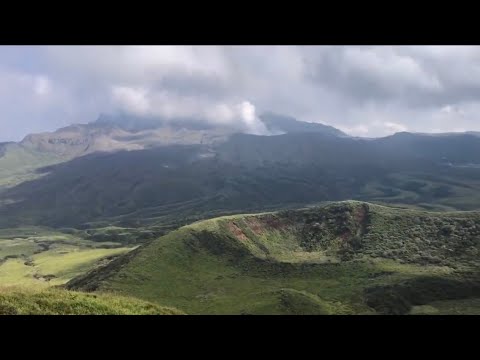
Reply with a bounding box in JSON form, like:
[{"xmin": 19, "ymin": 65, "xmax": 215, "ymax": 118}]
[
  {"xmin": 0, "ymin": 227, "xmax": 133, "ymax": 288},
  {"xmin": 0, "ymin": 226, "xmax": 186, "ymax": 315}
]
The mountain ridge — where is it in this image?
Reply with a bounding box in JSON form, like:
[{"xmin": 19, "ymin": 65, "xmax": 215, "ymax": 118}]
[{"xmin": 7, "ymin": 112, "xmax": 346, "ymax": 161}]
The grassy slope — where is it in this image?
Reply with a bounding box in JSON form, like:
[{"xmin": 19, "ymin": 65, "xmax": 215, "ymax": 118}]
[
  {"xmin": 0, "ymin": 288, "xmax": 183, "ymax": 315},
  {"xmin": 69, "ymin": 201, "xmax": 480, "ymax": 314},
  {"xmin": 0, "ymin": 144, "xmax": 64, "ymax": 190},
  {"xmin": 410, "ymin": 298, "xmax": 480, "ymax": 315}
]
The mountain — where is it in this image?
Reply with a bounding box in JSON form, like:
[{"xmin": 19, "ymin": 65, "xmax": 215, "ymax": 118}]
[
  {"xmin": 4, "ymin": 128, "xmax": 480, "ymax": 228},
  {"xmin": 4, "ymin": 113, "xmax": 480, "ymax": 229},
  {"xmin": 260, "ymin": 112, "xmax": 347, "ymax": 136},
  {"xmin": 16, "ymin": 112, "xmax": 347, "ymax": 161},
  {"xmin": 0, "ymin": 112, "xmax": 353, "ymax": 204},
  {"xmin": 372, "ymin": 131, "xmax": 480, "ymax": 164},
  {"xmin": 0, "ymin": 142, "xmax": 10, "ymax": 158},
  {"xmin": 66, "ymin": 201, "xmax": 480, "ymax": 315},
  {"xmin": 0, "ymin": 142, "xmax": 66, "ymax": 191},
  {"xmin": 19, "ymin": 119, "xmax": 230, "ymax": 159}
]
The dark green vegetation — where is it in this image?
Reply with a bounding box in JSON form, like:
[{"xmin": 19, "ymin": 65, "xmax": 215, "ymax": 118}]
[
  {"xmin": 0, "ymin": 288, "xmax": 183, "ymax": 315},
  {"xmin": 67, "ymin": 201, "xmax": 480, "ymax": 315}
]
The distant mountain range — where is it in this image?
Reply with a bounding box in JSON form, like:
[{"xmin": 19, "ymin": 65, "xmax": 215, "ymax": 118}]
[{"xmin": 2, "ymin": 112, "xmax": 480, "ymax": 228}]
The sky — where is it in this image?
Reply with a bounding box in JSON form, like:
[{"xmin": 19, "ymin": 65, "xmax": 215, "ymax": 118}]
[{"xmin": 1, "ymin": 45, "xmax": 480, "ymax": 141}]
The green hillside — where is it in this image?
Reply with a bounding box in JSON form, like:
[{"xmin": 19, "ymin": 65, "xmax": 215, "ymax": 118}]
[
  {"xmin": 0, "ymin": 143, "xmax": 64, "ymax": 191},
  {"xmin": 67, "ymin": 201, "xmax": 480, "ymax": 315},
  {"xmin": 0, "ymin": 288, "xmax": 183, "ymax": 315}
]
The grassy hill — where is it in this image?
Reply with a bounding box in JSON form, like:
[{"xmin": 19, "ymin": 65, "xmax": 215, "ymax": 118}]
[
  {"xmin": 0, "ymin": 287, "xmax": 183, "ymax": 315},
  {"xmin": 66, "ymin": 201, "xmax": 480, "ymax": 315}
]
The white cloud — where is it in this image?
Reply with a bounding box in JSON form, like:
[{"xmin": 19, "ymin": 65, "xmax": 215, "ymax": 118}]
[
  {"xmin": 338, "ymin": 124, "xmax": 370, "ymax": 136},
  {"xmin": 33, "ymin": 75, "xmax": 51, "ymax": 96},
  {"xmin": 383, "ymin": 121, "xmax": 408, "ymax": 133},
  {"xmin": 342, "ymin": 46, "xmax": 442, "ymax": 93},
  {"xmin": 236, "ymin": 101, "xmax": 268, "ymax": 135},
  {"xmin": 5, "ymin": 46, "xmax": 480, "ymax": 141},
  {"xmin": 339, "ymin": 121, "xmax": 407, "ymax": 137},
  {"xmin": 440, "ymin": 104, "xmax": 465, "ymax": 117},
  {"xmin": 110, "ymin": 84, "xmax": 267, "ymax": 134},
  {"xmin": 111, "ymin": 86, "xmax": 150, "ymax": 115}
]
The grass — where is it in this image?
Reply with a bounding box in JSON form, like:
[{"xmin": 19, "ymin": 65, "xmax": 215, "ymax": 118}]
[
  {"xmin": 0, "ymin": 227, "xmax": 133, "ymax": 288},
  {"xmin": 0, "ymin": 144, "xmax": 65, "ymax": 190},
  {"xmin": 0, "ymin": 260, "xmax": 38, "ymax": 287},
  {"xmin": 0, "ymin": 227, "xmax": 184, "ymax": 315},
  {"xmin": 33, "ymin": 248, "xmax": 131, "ymax": 285},
  {"xmin": 0, "ymin": 287, "xmax": 183, "ymax": 315},
  {"xmin": 78, "ymin": 230, "xmax": 413, "ymax": 314},
  {"xmin": 0, "ymin": 239, "xmax": 40, "ymax": 258},
  {"xmin": 410, "ymin": 298, "xmax": 480, "ymax": 315},
  {"xmin": 68, "ymin": 201, "xmax": 480, "ymax": 315}
]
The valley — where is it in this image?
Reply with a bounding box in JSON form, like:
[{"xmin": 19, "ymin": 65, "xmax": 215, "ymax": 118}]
[{"xmin": 0, "ymin": 226, "xmax": 133, "ymax": 288}]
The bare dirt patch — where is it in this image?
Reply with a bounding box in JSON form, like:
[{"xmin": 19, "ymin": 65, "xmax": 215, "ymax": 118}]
[
  {"xmin": 244, "ymin": 217, "xmax": 266, "ymax": 236},
  {"xmin": 226, "ymin": 222, "xmax": 249, "ymax": 242}
]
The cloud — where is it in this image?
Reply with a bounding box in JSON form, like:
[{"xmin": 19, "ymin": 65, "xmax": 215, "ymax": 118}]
[
  {"xmin": 110, "ymin": 84, "xmax": 267, "ymax": 135},
  {"xmin": 33, "ymin": 75, "xmax": 51, "ymax": 96},
  {"xmin": 4, "ymin": 46, "xmax": 480, "ymax": 141},
  {"xmin": 338, "ymin": 120, "xmax": 408, "ymax": 137},
  {"xmin": 111, "ymin": 86, "xmax": 150, "ymax": 115},
  {"xmin": 440, "ymin": 104, "xmax": 465, "ymax": 117},
  {"xmin": 383, "ymin": 121, "xmax": 408, "ymax": 133},
  {"xmin": 236, "ymin": 101, "xmax": 268, "ymax": 135}
]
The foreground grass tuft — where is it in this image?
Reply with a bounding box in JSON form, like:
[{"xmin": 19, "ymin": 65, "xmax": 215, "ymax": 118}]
[{"xmin": 0, "ymin": 287, "xmax": 184, "ymax": 315}]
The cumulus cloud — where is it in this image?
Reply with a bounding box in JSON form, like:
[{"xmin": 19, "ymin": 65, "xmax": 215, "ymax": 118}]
[
  {"xmin": 111, "ymin": 86, "xmax": 150, "ymax": 115},
  {"xmin": 110, "ymin": 84, "xmax": 267, "ymax": 135},
  {"xmin": 338, "ymin": 121, "xmax": 408, "ymax": 137},
  {"xmin": 440, "ymin": 104, "xmax": 465, "ymax": 117},
  {"xmin": 4, "ymin": 45, "xmax": 480, "ymax": 141},
  {"xmin": 33, "ymin": 75, "xmax": 51, "ymax": 96}
]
